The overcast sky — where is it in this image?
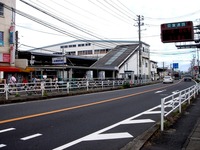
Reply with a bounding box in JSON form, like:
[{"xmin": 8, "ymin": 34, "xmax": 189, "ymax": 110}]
[{"xmin": 15, "ymin": 0, "xmax": 200, "ymax": 71}]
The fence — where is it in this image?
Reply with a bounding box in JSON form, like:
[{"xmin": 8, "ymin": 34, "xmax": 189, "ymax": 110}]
[
  {"xmin": 0, "ymin": 79, "xmax": 138, "ymax": 100},
  {"xmin": 160, "ymin": 83, "xmax": 200, "ymax": 131}
]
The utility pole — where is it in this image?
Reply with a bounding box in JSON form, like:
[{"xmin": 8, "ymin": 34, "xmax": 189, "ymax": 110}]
[
  {"xmin": 135, "ymin": 15, "xmax": 144, "ymax": 82},
  {"xmin": 15, "ymin": 31, "xmax": 18, "ymax": 59}
]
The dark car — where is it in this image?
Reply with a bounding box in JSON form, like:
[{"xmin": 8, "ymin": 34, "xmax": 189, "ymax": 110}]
[{"xmin": 183, "ymin": 74, "xmax": 192, "ymax": 81}]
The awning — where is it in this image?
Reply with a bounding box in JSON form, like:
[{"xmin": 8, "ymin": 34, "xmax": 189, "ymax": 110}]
[
  {"xmin": 19, "ymin": 67, "xmax": 35, "ymax": 73},
  {"xmin": 0, "ymin": 66, "xmax": 20, "ymax": 72}
]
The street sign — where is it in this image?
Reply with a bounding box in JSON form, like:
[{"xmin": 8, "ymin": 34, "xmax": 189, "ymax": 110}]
[{"xmin": 173, "ymin": 63, "xmax": 179, "ymax": 69}]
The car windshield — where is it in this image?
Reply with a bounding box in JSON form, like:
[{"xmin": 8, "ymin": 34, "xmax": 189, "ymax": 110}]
[{"xmin": 164, "ymin": 76, "xmax": 171, "ymax": 79}]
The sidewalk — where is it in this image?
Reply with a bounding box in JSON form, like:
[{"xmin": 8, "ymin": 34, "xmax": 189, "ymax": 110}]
[
  {"xmin": 140, "ymin": 95, "xmax": 200, "ymax": 150},
  {"xmin": 184, "ymin": 118, "xmax": 200, "ymax": 150}
]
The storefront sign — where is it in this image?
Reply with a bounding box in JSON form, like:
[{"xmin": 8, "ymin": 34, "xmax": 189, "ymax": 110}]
[
  {"xmin": 52, "ymin": 57, "xmax": 66, "ymax": 64},
  {"xmin": 0, "ymin": 53, "xmax": 10, "ymax": 62}
]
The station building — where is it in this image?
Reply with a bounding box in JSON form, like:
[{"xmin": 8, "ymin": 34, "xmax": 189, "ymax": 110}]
[{"xmin": 19, "ymin": 40, "xmax": 158, "ymax": 82}]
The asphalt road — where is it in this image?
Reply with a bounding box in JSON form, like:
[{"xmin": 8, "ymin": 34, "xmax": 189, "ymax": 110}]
[{"xmin": 0, "ymin": 80, "xmax": 195, "ymax": 150}]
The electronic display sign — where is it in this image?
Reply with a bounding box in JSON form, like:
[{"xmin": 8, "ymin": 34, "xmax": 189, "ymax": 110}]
[{"xmin": 161, "ymin": 21, "xmax": 194, "ymax": 43}]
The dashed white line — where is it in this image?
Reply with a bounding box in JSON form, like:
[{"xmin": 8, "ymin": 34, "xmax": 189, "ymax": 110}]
[
  {"xmin": 0, "ymin": 128, "xmax": 15, "ymax": 133},
  {"xmin": 0, "ymin": 144, "xmax": 6, "ymax": 148},
  {"xmin": 20, "ymin": 133, "xmax": 42, "ymax": 141}
]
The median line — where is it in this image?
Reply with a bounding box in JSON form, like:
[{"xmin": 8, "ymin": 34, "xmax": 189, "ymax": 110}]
[{"xmin": 0, "ymin": 82, "xmax": 178, "ymax": 124}]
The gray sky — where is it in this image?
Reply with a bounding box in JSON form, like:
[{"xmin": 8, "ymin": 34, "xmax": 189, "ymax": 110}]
[{"xmin": 15, "ymin": 0, "xmax": 200, "ymax": 71}]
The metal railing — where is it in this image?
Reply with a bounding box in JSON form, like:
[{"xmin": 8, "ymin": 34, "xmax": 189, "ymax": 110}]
[
  {"xmin": 160, "ymin": 83, "xmax": 200, "ymax": 131},
  {"xmin": 0, "ymin": 79, "xmax": 139, "ymax": 100},
  {"xmin": 0, "ymin": 79, "xmax": 156, "ymax": 100}
]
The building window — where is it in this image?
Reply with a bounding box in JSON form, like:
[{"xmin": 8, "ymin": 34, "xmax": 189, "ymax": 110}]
[
  {"xmin": 78, "ymin": 50, "xmax": 92, "ymax": 55},
  {"xmin": 152, "ymin": 64, "xmax": 154, "ymax": 68},
  {"xmin": 66, "ymin": 51, "xmax": 76, "ymax": 55},
  {"xmin": 86, "ymin": 43, "xmax": 91, "ymax": 46},
  {"xmin": 0, "ymin": 31, "xmax": 4, "ymax": 46},
  {"xmin": 145, "ymin": 62, "xmax": 148, "ymax": 68},
  {"xmin": 0, "ymin": 3, "xmax": 4, "ymax": 16}
]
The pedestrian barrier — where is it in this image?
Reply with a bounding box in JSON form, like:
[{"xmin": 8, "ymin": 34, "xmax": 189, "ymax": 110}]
[
  {"xmin": 0, "ymin": 79, "xmax": 144, "ymax": 100},
  {"xmin": 161, "ymin": 83, "xmax": 200, "ymax": 131}
]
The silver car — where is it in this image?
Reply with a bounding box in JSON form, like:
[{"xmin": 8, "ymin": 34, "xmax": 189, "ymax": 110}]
[{"xmin": 163, "ymin": 76, "xmax": 173, "ymax": 84}]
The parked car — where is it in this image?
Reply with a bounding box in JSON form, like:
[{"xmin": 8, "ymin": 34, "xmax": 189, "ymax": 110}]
[
  {"xmin": 183, "ymin": 74, "xmax": 192, "ymax": 82},
  {"xmin": 163, "ymin": 76, "xmax": 173, "ymax": 84}
]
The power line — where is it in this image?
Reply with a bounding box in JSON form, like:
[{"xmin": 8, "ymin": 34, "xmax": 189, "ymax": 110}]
[
  {"xmin": 116, "ymin": 0, "xmax": 137, "ymax": 16},
  {"xmin": 19, "ymin": 0, "xmax": 123, "ymax": 47},
  {"xmin": 4, "ymin": 3, "xmax": 119, "ymax": 50}
]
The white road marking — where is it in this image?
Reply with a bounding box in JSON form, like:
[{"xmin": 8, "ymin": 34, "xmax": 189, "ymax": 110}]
[
  {"xmin": 143, "ymin": 111, "xmax": 161, "ymax": 114},
  {"xmin": 155, "ymin": 89, "xmax": 166, "ymax": 94},
  {"xmin": 121, "ymin": 119, "xmax": 155, "ymax": 125},
  {"xmin": 84, "ymin": 132, "xmax": 133, "ymax": 141},
  {"xmin": 0, "ymin": 144, "xmax": 6, "ymax": 148},
  {"xmin": 0, "ymin": 128, "xmax": 15, "ymax": 133},
  {"xmin": 53, "ymin": 105, "xmax": 162, "ymax": 150},
  {"xmin": 172, "ymin": 90, "xmax": 179, "ymax": 94},
  {"xmin": 20, "ymin": 133, "xmax": 42, "ymax": 141}
]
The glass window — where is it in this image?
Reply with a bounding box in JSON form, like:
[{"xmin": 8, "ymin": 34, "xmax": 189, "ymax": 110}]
[
  {"xmin": 0, "ymin": 31, "xmax": 4, "ymax": 46},
  {"xmin": 0, "ymin": 3, "xmax": 3, "ymax": 16}
]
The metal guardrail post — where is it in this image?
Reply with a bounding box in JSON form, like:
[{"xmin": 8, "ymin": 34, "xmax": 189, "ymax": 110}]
[
  {"xmin": 113, "ymin": 81, "xmax": 115, "ymax": 88},
  {"xmin": 67, "ymin": 82, "xmax": 69, "ymax": 93},
  {"xmin": 102, "ymin": 81, "xmax": 104, "ymax": 89},
  {"xmin": 188, "ymin": 88, "xmax": 191, "ymax": 104},
  {"xmin": 5, "ymin": 84, "xmax": 8, "ymax": 100},
  {"xmin": 41, "ymin": 82, "xmax": 45, "ymax": 96},
  {"xmin": 86, "ymin": 81, "xmax": 89, "ymax": 91},
  {"xmin": 179, "ymin": 92, "xmax": 182, "ymax": 113},
  {"xmin": 161, "ymin": 98, "xmax": 165, "ymax": 131}
]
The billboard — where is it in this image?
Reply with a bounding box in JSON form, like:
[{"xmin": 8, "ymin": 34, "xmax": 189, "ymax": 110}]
[{"xmin": 161, "ymin": 21, "xmax": 194, "ymax": 43}]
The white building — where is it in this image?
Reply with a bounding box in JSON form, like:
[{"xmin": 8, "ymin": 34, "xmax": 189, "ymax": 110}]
[
  {"xmin": 29, "ymin": 40, "xmax": 139, "ymax": 58},
  {"xmin": 27, "ymin": 40, "xmax": 157, "ymax": 81}
]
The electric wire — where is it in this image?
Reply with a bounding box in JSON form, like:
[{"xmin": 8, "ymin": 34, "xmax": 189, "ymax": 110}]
[{"xmin": 19, "ymin": 0, "xmax": 124, "ymax": 47}]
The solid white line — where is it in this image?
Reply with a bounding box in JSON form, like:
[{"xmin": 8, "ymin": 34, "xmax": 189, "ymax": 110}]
[
  {"xmin": 20, "ymin": 133, "xmax": 42, "ymax": 141},
  {"xmin": 0, "ymin": 128, "xmax": 15, "ymax": 133},
  {"xmin": 0, "ymin": 144, "xmax": 6, "ymax": 148}
]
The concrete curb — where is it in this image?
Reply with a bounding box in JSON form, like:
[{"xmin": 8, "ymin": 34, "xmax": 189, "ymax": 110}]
[{"xmin": 121, "ymin": 123, "xmax": 160, "ymax": 150}]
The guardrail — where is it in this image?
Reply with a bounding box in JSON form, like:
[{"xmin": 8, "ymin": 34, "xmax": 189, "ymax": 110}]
[
  {"xmin": 0, "ymin": 79, "xmax": 155, "ymax": 101},
  {"xmin": 0, "ymin": 79, "xmax": 135, "ymax": 100},
  {"xmin": 161, "ymin": 83, "xmax": 199, "ymax": 131}
]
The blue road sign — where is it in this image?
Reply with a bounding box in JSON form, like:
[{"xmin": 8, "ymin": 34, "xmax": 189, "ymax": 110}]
[{"xmin": 173, "ymin": 63, "xmax": 179, "ymax": 69}]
